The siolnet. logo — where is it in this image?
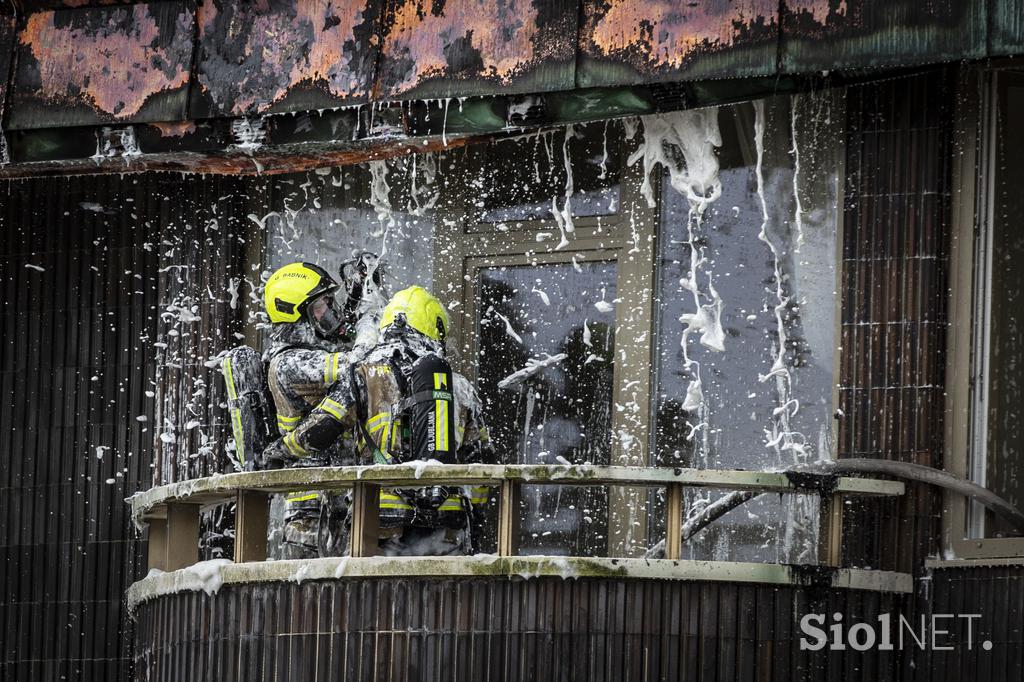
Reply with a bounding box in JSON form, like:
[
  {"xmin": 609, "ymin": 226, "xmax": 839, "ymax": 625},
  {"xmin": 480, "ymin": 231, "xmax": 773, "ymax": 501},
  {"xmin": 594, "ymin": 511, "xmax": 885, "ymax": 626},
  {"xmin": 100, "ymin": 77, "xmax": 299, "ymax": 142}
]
[{"xmin": 799, "ymin": 612, "xmax": 991, "ymax": 651}]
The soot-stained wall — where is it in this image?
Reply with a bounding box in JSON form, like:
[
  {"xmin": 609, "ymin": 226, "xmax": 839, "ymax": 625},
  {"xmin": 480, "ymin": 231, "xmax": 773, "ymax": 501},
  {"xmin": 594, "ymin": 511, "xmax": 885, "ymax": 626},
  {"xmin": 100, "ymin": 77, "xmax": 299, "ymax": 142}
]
[{"xmin": 0, "ymin": 173, "xmax": 256, "ymax": 679}]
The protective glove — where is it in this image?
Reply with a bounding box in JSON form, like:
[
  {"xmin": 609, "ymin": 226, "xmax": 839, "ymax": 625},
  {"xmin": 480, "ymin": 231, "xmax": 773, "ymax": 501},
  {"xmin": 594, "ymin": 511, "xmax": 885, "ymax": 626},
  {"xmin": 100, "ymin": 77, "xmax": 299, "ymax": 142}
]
[{"xmin": 256, "ymin": 439, "xmax": 289, "ymax": 471}]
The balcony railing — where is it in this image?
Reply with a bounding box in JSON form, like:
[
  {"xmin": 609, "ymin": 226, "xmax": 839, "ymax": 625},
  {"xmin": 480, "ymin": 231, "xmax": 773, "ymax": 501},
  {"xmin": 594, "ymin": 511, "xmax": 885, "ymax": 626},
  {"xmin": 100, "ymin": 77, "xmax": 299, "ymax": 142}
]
[{"xmin": 127, "ymin": 463, "xmax": 908, "ymax": 607}]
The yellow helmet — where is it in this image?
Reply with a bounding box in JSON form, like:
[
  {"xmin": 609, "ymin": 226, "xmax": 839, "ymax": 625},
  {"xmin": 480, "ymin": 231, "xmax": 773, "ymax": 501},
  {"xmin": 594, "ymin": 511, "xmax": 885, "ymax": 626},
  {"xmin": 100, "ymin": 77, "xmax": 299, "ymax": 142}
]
[
  {"xmin": 264, "ymin": 262, "xmax": 339, "ymax": 324},
  {"xmin": 379, "ymin": 286, "xmax": 449, "ymax": 341}
]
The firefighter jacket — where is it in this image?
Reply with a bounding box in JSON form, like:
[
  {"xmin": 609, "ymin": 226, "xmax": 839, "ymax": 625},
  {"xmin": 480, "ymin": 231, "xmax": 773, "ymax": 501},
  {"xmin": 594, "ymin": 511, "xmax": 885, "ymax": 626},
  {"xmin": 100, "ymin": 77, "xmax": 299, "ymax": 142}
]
[
  {"xmin": 275, "ymin": 329, "xmax": 494, "ymax": 498},
  {"xmin": 264, "ymin": 322, "xmax": 357, "ymax": 513},
  {"xmin": 265, "ymin": 328, "xmax": 494, "ymax": 553},
  {"xmin": 266, "ymin": 323, "xmax": 348, "ymax": 434},
  {"xmin": 280, "ymin": 335, "xmax": 491, "ymax": 462}
]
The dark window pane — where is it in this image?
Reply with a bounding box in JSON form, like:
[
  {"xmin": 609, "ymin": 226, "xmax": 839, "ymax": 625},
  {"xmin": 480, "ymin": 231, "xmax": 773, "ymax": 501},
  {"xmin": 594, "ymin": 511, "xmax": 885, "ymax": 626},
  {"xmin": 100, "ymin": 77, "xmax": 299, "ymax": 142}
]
[
  {"xmin": 981, "ymin": 72, "xmax": 1024, "ymax": 538},
  {"xmin": 477, "ymin": 261, "xmax": 618, "ymax": 555},
  {"xmin": 477, "ymin": 261, "xmax": 617, "ymax": 465},
  {"xmin": 650, "ymin": 98, "xmax": 840, "ymax": 562}
]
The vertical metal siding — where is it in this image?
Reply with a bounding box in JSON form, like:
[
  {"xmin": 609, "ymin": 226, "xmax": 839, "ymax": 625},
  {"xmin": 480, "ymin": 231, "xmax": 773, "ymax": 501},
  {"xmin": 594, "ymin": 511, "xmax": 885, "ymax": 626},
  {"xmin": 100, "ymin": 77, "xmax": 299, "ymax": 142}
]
[
  {"xmin": 0, "ymin": 175, "xmax": 160, "ymax": 679},
  {"xmin": 838, "ymin": 68, "xmax": 954, "ymax": 576},
  {"xmin": 132, "ymin": 578, "xmax": 906, "ymax": 682},
  {"xmin": 0, "ymin": 171, "xmax": 251, "ymax": 678},
  {"xmin": 925, "ymin": 566, "xmax": 1024, "ymax": 680},
  {"xmin": 152, "ymin": 174, "xmax": 249, "ymax": 485}
]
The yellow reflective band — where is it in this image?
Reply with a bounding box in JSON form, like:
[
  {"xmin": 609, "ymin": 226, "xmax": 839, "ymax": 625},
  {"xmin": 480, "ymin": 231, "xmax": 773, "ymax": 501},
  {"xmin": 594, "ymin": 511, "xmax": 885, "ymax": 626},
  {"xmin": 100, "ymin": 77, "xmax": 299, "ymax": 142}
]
[
  {"xmin": 367, "ymin": 412, "xmax": 390, "ymax": 434},
  {"xmin": 318, "ymin": 397, "xmax": 346, "ymax": 421},
  {"xmin": 277, "ymin": 414, "xmax": 301, "ymax": 433},
  {"xmin": 390, "ymin": 417, "xmax": 401, "ymax": 451},
  {"xmin": 478, "ymin": 426, "xmax": 490, "ymax": 442},
  {"xmin": 285, "ymin": 492, "xmax": 318, "ymax": 503},
  {"xmin": 380, "ymin": 501, "xmax": 414, "ymax": 510},
  {"xmin": 382, "ymin": 421, "xmax": 391, "ymax": 452},
  {"xmin": 222, "ymin": 357, "xmax": 238, "ymax": 400},
  {"xmin": 379, "ymin": 491, "xmax": 413, "ymax": 510},
  {"xmin": 229, "ymin": 408, "xmax": 245, "ymax": 465},
  {"xmin": 283, "ymin": 432, "xmax": 307, "ymax": 458},
  {"xmin": 437, "ymin": 401, "xmax": 449, "ymax": 451},
  {"xmin": 439, "ymin": 498, "xmax": 464, "ymax": 512},
  {"xmin": 324, "ymin": 352, "xmax": 343, "ymax": 385},
  {"xmin": 468, "ymin": 486, "xmax": 491, "ymax": 505},
  {"xmin": 434, "ymin": 373, "xmax": 449, "ymax": 452}
]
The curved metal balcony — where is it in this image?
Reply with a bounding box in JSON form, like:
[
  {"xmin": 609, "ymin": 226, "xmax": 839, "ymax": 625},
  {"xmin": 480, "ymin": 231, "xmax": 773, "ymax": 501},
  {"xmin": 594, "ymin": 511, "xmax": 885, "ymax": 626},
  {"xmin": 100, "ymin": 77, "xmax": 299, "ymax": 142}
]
[{"xmin": 126, "ymin": 464, "xmax": 909, "ymax": 680}]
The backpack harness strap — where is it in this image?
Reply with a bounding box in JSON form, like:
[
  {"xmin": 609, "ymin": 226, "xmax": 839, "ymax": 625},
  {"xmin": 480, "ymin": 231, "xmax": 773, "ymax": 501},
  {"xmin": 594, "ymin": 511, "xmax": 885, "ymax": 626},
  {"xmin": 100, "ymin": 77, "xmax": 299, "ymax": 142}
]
[{"xmin": 349, "ymin": 361, "xmax": 395, "ymax": 465}]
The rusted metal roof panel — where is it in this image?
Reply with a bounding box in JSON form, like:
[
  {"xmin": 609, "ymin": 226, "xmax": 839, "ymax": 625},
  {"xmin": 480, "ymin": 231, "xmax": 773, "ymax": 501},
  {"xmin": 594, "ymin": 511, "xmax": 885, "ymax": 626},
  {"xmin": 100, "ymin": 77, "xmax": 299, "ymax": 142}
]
[
  {"xmin": 372, "ymin": 0, "xmax": 578, "ymax": 100},
  {"xmin": 990, "ymin": 0, "xmax": 1024, "ymax": 55},
  {"xmin": 8, "ymin": 1, "xmax": 194, "ymax": 130},
  {"xmin": 780, "ymin": 0, "xmax": 986, "ymax": 73},
  {"xmin": 189, "ymin": 0, "xmax": 383, "ymax": 118},
  {"xmin": 0, "ymin": 16, "xmax": 15, "ymax": 141},
  {"xmin": 577, "ymin": 0, "xmax": 779, "ymax": 87},
  {"xmin": 13, "ymin": 1, "xmax": 131, "ymax": 9}
]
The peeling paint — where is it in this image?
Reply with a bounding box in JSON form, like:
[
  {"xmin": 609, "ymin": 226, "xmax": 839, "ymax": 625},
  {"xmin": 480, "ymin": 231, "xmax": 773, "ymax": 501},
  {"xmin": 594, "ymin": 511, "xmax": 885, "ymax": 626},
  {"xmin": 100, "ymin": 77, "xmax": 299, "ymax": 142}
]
[
  {"xmin": 376, "ymin": 0, "xmax": 576, "ymax": 97},
  {"xmin": 193, "ymin": 0, "xmax": 380, "ymax": 116},
  {"xmin": 14, "ymin": 4, "xmax": 193, "ymax": 123},
  {"xmin": 785, "ymin": 0, "xmax": 848, "ymax": 26},
  {"xmin": 582, "ymin": 0, "xmax": 778, "ymax": 71},
  {"xmin": 381, "ymin": 0, "xmax": 539, "ymax": 92},
  {"xmin": 16, "ymin": 1, "xmax": 125, "ymax": 9}
]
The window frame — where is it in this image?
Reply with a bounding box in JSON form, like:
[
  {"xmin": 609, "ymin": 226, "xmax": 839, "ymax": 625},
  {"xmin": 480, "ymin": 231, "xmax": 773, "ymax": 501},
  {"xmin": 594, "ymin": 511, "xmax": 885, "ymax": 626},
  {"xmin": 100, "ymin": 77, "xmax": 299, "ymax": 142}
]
[
  {"xmin": 944, "ymin": 63, "xmax": 1024, "ymax": 559},
  {"xmin": 431, "ymin": 126, "xmax": 657, "ymax": 557},
  {"xmin": 434, "ymin": 125, "xmax": 659, "ymax": 469}
]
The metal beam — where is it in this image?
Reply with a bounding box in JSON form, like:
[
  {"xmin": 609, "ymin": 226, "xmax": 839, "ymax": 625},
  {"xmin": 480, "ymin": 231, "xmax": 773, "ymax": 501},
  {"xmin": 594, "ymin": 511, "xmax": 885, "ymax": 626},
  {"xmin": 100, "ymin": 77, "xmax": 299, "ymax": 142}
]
[
  {"xmin": 164, "ymin": 503, "xmax": 199, "ymax": 571},
  {"xmin": 129, "ymin": 464, "xmax": 906, "ymax": 525},
  {"xmin": 350, "ymin": 483, "xmax": 380, "ymax": 558},
  {"xmin": 146, "ymin": 518, "xmax": 167, "ymax": 572},
  {"xmin": 233, "ymin": 491, "xmax": 268, "ymax": 564},
  {"xmin": 497, "ymin": 480, "xmax": 521, "ymax": 557},
  {"xmin": 664, "ymin": 484, "xmax": 683, "ymax": 561},
  {"xmin": 126, "ymin": 556, "xmax": 916, "ymax": 612}
]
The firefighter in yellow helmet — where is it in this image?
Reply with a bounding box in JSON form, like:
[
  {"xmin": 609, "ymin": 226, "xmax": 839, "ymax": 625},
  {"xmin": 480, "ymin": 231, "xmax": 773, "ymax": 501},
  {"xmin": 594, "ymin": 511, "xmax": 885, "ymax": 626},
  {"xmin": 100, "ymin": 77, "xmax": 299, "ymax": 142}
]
[
  {"xmin": 262, "ymin": 258, "xmax": 384, "ymax": 428},
  {"xmin": 260, "ymin": 285, "xmax": 494, "ymax": 555},
  {"xmin": 259, "ymin": 257, "xmax": 386, "ymax": 558}
]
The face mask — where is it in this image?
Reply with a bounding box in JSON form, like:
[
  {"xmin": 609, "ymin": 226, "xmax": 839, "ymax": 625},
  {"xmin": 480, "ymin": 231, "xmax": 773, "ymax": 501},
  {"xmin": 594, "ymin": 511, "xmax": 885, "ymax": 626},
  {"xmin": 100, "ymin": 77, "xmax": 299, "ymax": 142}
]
[{"xmin": 307, "ymin": 294, "xmax": 344, "ymax": 339}]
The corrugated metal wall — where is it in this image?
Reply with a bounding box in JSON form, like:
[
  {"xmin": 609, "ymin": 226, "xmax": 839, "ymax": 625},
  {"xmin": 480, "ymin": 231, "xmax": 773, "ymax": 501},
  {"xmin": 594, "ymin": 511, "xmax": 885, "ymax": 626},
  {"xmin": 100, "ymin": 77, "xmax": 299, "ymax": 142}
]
[
  {"xmin": 927, "ymin": 566, "xmax": 1024, "ymax": 679},
  {"xmin": 0, "ymin": 172, "xmax": 251, "ymax": 679},
  {"xmin": 132, "ymin": 577, "xmax": 906, "ymax": 682},
  {"xmin": 151, "ymin": 175, "xmax": 249, "ymax": 485},
  {"xmin": 838, "ymin": 68, "xmax": 954, "ymax": 575},
  {"xmin": 0, "ymin": 175, "xmax": 158, "ymax": 680}
]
